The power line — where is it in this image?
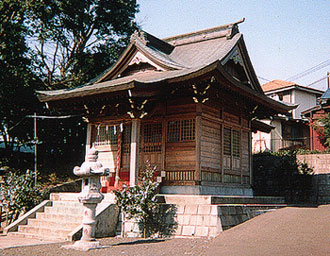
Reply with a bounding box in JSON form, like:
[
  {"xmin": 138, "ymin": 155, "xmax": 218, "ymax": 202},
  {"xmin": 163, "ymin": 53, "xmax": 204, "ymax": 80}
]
[
  {"xmin": 307, "ymin": 76, "xmax": 328, "ymax": 87},
  {"xmin": 257, "ymin": 76, "xmax": 271, "ymax": 82},
  {"xmin": 286, "ymin": 59, "xmax": 330, "ymax": 81}
]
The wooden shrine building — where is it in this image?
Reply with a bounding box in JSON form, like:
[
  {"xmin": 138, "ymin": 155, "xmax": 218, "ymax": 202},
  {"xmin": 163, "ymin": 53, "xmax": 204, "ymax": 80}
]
[{"xmin": 38, "ymin": 19, "xmax": 290, "ymax": 195}]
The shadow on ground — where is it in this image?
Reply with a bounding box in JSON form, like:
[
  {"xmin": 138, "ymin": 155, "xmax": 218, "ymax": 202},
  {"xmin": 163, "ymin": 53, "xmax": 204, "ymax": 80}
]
[{"xmin": 111, "ymin": 238, "xmax": 166, "ymax": 247}]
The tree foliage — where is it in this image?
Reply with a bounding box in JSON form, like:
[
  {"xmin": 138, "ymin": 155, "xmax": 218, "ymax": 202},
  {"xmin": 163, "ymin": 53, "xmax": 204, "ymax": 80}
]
[
  {"xmin": 0, "ymin": 0, "xmax": 139, "ymax": 174},
  {"xmin": 0, "ymin": 1, "xmax": 42, "ymax": 151},
  {"xmin": 27, "ymin": 0, "xmax": 139, "ymax": 88}
]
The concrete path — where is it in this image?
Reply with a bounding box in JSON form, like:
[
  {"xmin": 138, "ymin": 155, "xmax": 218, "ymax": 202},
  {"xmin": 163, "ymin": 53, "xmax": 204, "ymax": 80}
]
[
  {"xmin": 202, "ymin": 205, "xmax": 330, "ymax": 256},
  {"xmin": 0, "ymin": 205, "xmax": 329, "ymax": 255},
  {"xmin": 0, "ymin": 234, "xmax": 62, "ymax": 249}
]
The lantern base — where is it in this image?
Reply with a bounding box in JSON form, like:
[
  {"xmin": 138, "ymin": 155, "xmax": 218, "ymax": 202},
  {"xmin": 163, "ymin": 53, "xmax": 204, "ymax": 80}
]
[{"xmin": 62, "ymin": 240, "xmax": 105, "ymax": 251}]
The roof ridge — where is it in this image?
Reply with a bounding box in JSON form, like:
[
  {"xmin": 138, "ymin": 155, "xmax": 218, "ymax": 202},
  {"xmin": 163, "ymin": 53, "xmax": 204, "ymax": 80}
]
[
  {"xmin": 131, "ymin": 30, "xmax": 174, "ymax": 54},
  {"xmin": 163, "ymin": 18, "xmax": 245, "ymax": 45}
]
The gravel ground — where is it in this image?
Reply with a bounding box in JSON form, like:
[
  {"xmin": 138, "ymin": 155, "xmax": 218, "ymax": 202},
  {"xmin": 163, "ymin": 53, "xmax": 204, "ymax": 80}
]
[
  {"xmin": 1, "ymin": 205, "xmax": 329, "ymax": 256},
  {"xmin": 1, "ymin": 237, "xmax": 210, "ymax": 256}
]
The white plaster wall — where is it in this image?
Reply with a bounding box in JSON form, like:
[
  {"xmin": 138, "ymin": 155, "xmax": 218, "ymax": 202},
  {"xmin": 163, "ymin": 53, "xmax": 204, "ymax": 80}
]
[
  {"xmin": 292, "ymin": 90, "xmax": 318, "ymax": 119},
  {"xmin": 271, "ymin": 120, "xmax": 282, "ymax": 151},
  {"xmin": 252, "ymin": 120, "xmax": 272, "ymax": 153}
]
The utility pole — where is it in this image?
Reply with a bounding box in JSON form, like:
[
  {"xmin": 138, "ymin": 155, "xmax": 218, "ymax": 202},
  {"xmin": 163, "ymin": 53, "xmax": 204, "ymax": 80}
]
[
  {"xmin": 34, "ymin": 113, "xmax": 38, "ymax": 186},
  {"xmin": 327, "ymin": 72, "xmax": 330, "ymax": 89}
]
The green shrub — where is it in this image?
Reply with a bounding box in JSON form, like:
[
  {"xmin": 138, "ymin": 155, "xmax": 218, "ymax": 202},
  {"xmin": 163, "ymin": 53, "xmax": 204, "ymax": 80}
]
[
  {"xmin": 0, "ymin": 169, "xmax": 46, "ymax": 225},
  {"xmin": 253, "ymin": 152, "xmax": 314, "ymax": 203},
  {"xmin": 114, "ymin": 162, "xmax": 165, "ymax": 238}
]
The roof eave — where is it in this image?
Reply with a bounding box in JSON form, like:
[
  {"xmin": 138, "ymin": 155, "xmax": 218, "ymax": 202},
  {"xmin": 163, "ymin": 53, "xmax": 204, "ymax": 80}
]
[
  {"xmin": 37, "ymin": 82, "xmax": 135, "ymax": 102},
  {"xmin": 264, "ymin": 85, "xmax": 324, "ymax": 95},
  {"xmin": 251, "ymin": 119, "xmax": 274, "ymax": 133},
  {"xmin": 94, "ymin": 42, "xmax": 136, "ymax": 83},
  {"xmin": 215, "ymin": 63, "xmax": 293, "ymax": 115}
]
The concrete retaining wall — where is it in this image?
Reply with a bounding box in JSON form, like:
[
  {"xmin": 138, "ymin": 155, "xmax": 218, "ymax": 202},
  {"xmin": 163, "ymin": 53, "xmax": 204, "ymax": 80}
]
[
  {"xmin": 297, "ymin": 154, "xmax": 330, "ymax": 204},
  {"xmin": 297, "ymin": 154, "xmax": 330, "ymax": 174}
]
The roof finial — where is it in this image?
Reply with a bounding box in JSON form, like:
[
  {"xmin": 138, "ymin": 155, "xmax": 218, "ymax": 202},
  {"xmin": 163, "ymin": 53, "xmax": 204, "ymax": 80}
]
[{"xmin": 130, "ymin": 30, "xmax": 148, "ymax": 45}]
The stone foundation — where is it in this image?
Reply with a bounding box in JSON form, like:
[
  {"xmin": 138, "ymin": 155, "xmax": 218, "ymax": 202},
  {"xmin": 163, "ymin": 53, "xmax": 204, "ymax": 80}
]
[
  {"xmin": 160, "ymin": 185, "xmax": 253, "ymax": 196},
  {"xmin": 116, "ymin": 195, "xmax": 284, "ymax": 238}
]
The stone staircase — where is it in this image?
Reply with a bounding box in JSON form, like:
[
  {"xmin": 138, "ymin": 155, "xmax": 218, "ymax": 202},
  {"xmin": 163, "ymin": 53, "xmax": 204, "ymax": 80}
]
[{"xmin": 5, "ymin": 193, "xmax": 119, "ymax": 241}]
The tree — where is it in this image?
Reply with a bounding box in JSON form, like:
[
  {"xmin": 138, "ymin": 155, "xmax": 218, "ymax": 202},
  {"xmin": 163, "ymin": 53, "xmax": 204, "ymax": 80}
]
[
  {"xmin": 0, "ymin": 0, "xmax": 139, "ymax": 177},
  {"xmin": 27, "ymin": 0, "xmax": 139, "ymax": 89},
  {"xmin": 25, "ymin": 0, "xmax": 139, "ymax": 174},
  {"xmin": 0, "ymin": 1, "xmax": 41, "ymax": 151}
]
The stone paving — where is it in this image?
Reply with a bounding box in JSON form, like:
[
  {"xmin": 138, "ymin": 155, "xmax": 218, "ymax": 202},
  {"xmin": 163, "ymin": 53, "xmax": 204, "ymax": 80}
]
[{"xmin": 0, "ymin": 234, "xmax": 61, "ymax": 250}]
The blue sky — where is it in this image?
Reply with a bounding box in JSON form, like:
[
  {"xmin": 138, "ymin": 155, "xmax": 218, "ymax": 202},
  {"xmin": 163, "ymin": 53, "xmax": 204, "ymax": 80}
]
[{"xmin": 136, "ymin": 0, "xmax": 329, "ymax": 91}]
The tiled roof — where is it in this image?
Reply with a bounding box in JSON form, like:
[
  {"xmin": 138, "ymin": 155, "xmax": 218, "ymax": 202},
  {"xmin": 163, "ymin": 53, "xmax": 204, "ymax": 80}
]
[
  {"xmin": 262, "ymin": 80, "xmax": 296, "ymax": 92},
  {"xmin": 168, "ymin": 33, "xmax": 240, "ymax": 68},
  {"xmin": 38, "ymin": 20, "xmax": 244, "ymax": 101},
  {"xmin": 321, "ymin": 88, "xmax": 330, "ymax": 99},
  {"xmin": 37, "ymin": 19, "xmax": 293, "ymax": 115},
  {"xmin": 262, "ymin": 79, "xmax": 324, "ymax": 94}
]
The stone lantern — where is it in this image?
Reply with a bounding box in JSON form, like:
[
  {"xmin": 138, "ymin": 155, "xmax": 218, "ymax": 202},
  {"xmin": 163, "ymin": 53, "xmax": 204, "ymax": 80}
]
[{"xmin": 64, "ymin": 147, "xmax": 109, "ymax": 251}]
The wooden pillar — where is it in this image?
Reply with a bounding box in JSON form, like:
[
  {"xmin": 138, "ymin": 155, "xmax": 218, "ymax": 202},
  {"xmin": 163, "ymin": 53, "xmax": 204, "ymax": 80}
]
[
  {"xmin": 309, "ymin": 121, "xmax": 313, "ymax": 151},
  {"xmin": 249, "ymin": 128, "xmax": 253, "ymax": 186},
  {"xmin": 195, "ymin": 104, "xmax": 202, "ymax": 183},
  {"xmin": 85, "ymin": 123, "xmax": 92, "ymax": 155},
  {"xmin": 161, "ymin": 118, "xmax": 166, "ymax": 172},
  {"xmin": 130, "ymin": 119, "xmax": 141, "ymax": 187}
]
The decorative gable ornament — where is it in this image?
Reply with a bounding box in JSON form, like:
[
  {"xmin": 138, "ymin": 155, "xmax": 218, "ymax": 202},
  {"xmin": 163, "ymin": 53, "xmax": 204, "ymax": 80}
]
[{"xmin": 128, "ymin": 52, "xmax": 165, "ymax": 72}]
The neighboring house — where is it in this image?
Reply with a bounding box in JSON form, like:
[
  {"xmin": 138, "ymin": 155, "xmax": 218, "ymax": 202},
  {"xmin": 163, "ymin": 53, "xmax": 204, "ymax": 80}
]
[
  {"xmin": 37, "ymin": 20, "xmax": 290, "ymax": 196},
  {"xmin": 252, "ymin": 80, "xmax": 324, "ymax": 152},
  {"xmin": 302, "ymin": 82, "xmax": 330, "ymax": 151}
]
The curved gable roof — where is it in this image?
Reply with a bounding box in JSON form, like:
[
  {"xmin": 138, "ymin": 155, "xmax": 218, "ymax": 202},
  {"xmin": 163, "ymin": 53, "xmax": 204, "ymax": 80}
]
[{"xmin": 38, "ymin": 19, "xmax": 279, "ymax": 111}]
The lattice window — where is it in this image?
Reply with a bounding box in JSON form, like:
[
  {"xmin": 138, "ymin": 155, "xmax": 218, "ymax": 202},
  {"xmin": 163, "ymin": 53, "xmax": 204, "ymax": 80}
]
[
  {"xmin": 223, "ymin": 128, "xmax": 231, "ymax": 156},
  {"xmin": 232, "ymin": 130, "xmax": 240, "ymax": 157},
  {"xmin": 142, "ymin": 123, "xmax": 162, "ymax": 152},
  {"xmin": 167, "ymin": 120, "xmax": 180, "ymax": 142},
  {"xmin": 167, "ymin": 119, "xmax": 195, "ymax": 142},
  {"xmin": 95, "ymin": 126, "xmax": 107, "ymax": 146},
  {"xmin": 181, "ymin": 119, "xmax": 195, "ymax": 140},
  {"xmin": 94, "ymin": 125, "xmax": 118, "ymax": 147},
  {"xmin": 122, "ymin": 125, "xmax": 131, "ymax": 153}
]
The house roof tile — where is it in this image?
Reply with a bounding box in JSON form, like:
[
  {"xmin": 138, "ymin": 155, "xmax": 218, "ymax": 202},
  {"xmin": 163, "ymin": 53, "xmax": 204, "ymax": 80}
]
[{"xmin": 262, "ymin": 79, "xmax": 324, "ymax": 94}]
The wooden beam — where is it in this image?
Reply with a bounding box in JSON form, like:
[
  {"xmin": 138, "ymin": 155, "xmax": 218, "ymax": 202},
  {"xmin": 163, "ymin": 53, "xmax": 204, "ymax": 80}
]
[{"xmin": 129, "ymin": 119, "xmax": 141, "ymax": 186}]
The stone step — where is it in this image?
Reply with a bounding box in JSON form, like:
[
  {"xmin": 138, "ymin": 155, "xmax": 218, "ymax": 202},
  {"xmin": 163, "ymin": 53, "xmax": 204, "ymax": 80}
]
[
  {"xmin": 50, "ymin": 193, "xmax": 81, "ymax": 202},
  {"xmin": 44, "ymin": 206, "xmax": 84, "ymax": 215},
  {"xmin": 36, "ymin": 212, "xmax": 83, "ymax": 223},
  {"xmin": 27, "ymin": 219, "xmax": 81, "ymax": 230},
  {"xmin": 51, "ymin": 201, "xmax": 83, "ymax": 208},
  {"xmin": 8, "ymin": 231, "xmax": 65, "ymax": 241},
  {"xmin": 18, "ymin": 225, "xmax": 72, "ymax": 238},
  {"xmin": 50, "ymin": 192, "xmax": 116, "ymax": 203}
]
